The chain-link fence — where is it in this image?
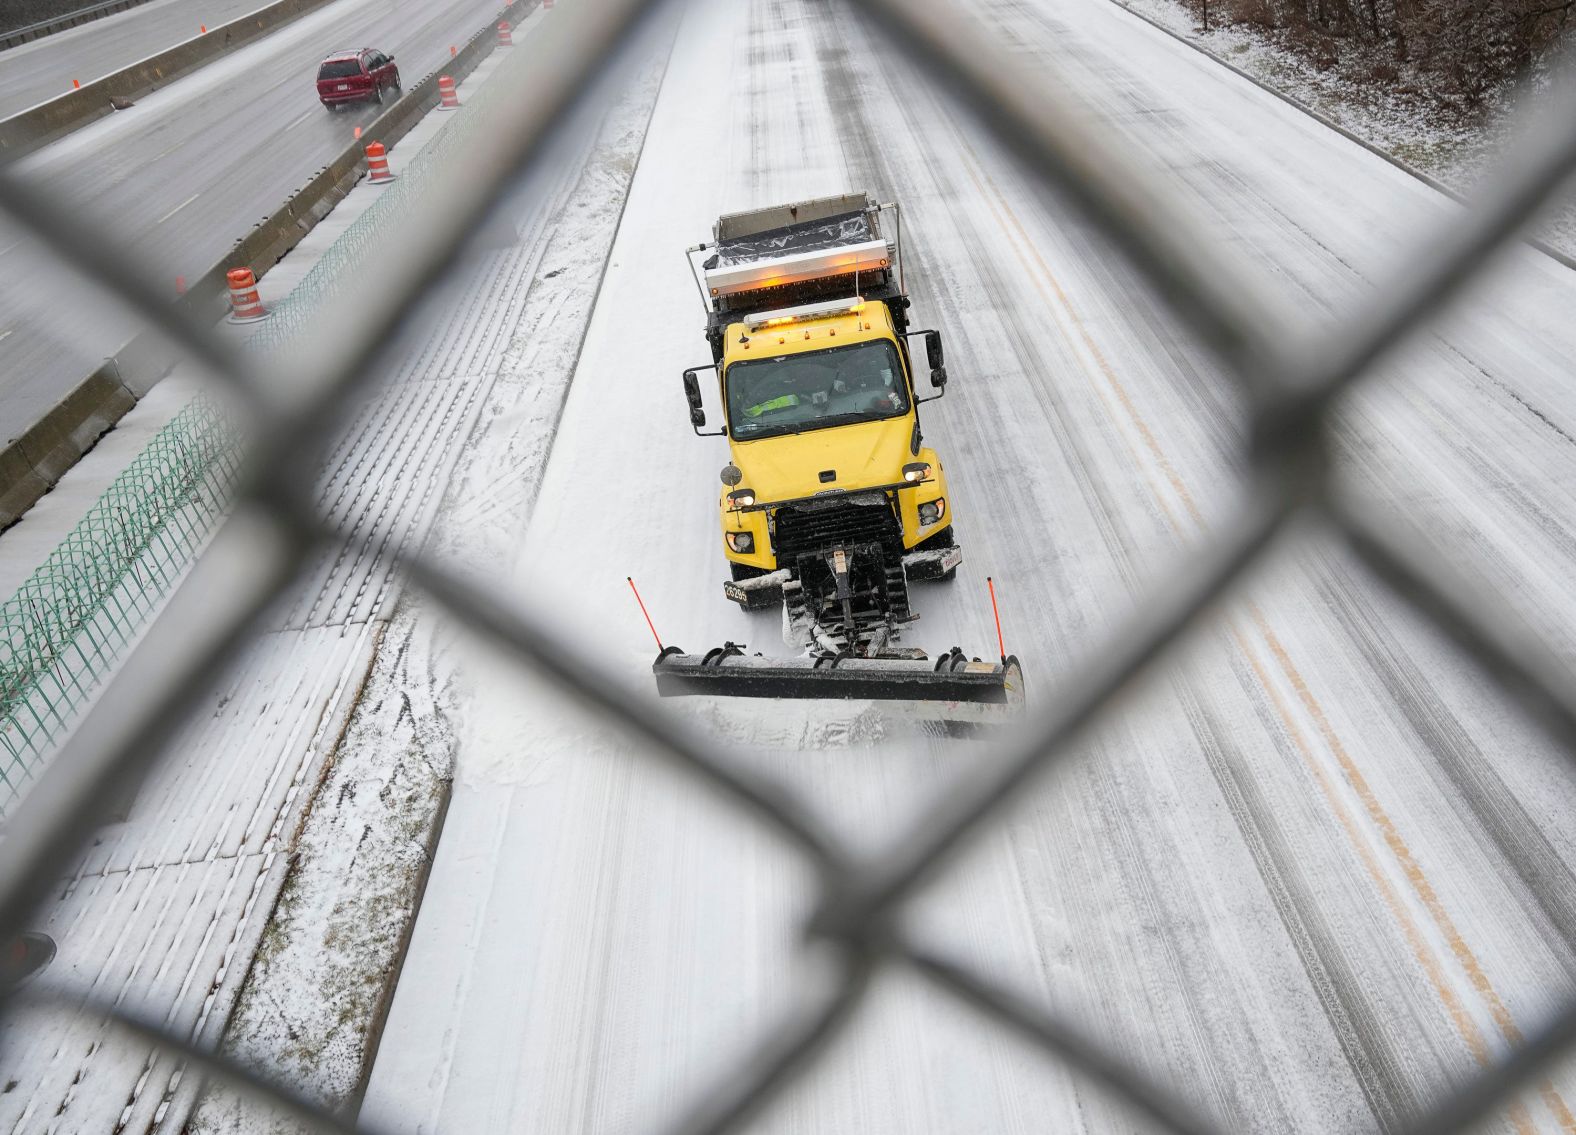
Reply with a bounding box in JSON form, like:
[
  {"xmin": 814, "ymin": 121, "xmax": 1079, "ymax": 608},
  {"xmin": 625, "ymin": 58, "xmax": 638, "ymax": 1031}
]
[{"xmin": 5, "ymin": 0, "xmax": 1576, "ymax": 1131}]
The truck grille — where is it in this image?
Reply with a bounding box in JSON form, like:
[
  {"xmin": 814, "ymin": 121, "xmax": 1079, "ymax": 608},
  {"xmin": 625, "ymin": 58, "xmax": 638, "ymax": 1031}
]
[{"xmin": 772, "ymin": 493, "xmax": 900, "ymax": 559}]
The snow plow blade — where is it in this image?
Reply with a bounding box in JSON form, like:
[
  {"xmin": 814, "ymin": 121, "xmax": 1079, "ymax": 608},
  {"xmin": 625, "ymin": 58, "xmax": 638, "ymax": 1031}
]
[{"xmin": 653, "ymin": 645, "xmax": 1024, "ymax": 715}]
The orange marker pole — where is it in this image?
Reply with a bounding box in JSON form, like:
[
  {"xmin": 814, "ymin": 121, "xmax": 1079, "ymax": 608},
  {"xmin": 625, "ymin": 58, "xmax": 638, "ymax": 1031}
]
[
  {"xmin": 175, "ymin": 275, "xmax": 186, "ymax": 295},
  {"xmin": 627, "ymin": 577, "xmax": 663, "ymax": 651},
  {"xmin": 71, "ymin": 79, "xmax": 80, "ymax": 90},
  {"xmin": 199, "ymin": 23, "xmax": 206, "ymax": 33},
  {"xmin": 987, "ymin": 576, "xmax": 1006, "ymax": 664}
]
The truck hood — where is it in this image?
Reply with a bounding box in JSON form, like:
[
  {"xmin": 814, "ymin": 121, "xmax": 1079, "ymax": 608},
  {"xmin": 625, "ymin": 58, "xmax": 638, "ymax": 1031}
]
[{"xmin": 731, "ymin": 418, "xmax": 913, "ymax": 504}]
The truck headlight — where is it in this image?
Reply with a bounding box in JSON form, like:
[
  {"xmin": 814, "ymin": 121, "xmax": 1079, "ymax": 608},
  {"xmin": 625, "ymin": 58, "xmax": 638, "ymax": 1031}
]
[
  {"xmin": 726, "ymin": 532, "xmax": 755, "ymax": 553},
  {"xmin": 918, "ymin": 498, "xmax": 946, "ymax": 526},
  {"xmin": 902, "ymin": 462, "xmax": 932, "ymax": 482},
  {"xmin": 727, "ymin": 488, "xmax": 756, "ymax": 508}
]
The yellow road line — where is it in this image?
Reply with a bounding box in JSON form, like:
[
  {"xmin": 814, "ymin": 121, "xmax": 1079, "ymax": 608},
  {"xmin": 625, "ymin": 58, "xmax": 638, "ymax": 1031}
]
[{"xmin": 945, "ymin": 116, "xmax": 1570, "ymax": 1129}]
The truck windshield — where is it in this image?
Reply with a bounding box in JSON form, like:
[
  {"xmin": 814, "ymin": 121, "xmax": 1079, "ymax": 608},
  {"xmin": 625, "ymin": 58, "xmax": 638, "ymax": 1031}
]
[{"xmin": 726, "ymin": 340, "xmax": 910, "ymax": 440}]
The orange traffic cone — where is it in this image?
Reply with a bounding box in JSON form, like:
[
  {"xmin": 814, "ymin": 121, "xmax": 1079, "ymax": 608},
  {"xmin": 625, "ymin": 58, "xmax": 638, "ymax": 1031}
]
[
  {"xmin": 437, "ymin": 75, "xmax": 460, "ymax": 110},
  {"xmin": 365, "ymin": 140, "xmax": 396, "ymax": 183},
  {"xmin": 498, "ymin": 20, "xmax": 513, "ymax": 46},
  {"xmin": 226, "ymin": 268, "xmax": 267, "ymax": 323}
]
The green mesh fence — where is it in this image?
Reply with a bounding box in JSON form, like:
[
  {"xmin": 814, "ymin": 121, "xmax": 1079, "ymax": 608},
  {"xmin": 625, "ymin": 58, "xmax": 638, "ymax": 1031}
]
[{"xmin": 0, "ymin": 395, "xmax": 244, "ymax": 812}]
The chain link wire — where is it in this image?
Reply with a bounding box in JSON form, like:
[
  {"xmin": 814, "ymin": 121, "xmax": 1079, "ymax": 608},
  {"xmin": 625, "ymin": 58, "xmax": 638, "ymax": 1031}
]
[{"xmin": 5, "ymin": 0, "xmax": 1576, "ymax": 1129}]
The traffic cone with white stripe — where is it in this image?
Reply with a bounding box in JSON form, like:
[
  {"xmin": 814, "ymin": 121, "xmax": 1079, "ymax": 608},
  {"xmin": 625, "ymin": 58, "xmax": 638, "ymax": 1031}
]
[
  {"xmin": 498, "ymin": 20, "xmax": 513, "ymax": 46},
  {"xmin": 365, "ymin": 140, "xmax": 396, "ymax": 183},
  {"xmin": 437, "ymin": 75, "xmax": 460, "ymax": 110},
  {"xmin": 226, "ymin": 268, "xmax": 268, "ymax": 323}
]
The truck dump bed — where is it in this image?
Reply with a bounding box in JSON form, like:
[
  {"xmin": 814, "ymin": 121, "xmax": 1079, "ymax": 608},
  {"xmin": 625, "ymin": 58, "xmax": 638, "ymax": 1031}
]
[{"xmin": 696, "ymin": 192, "xmax": 900, "ymax": 319}]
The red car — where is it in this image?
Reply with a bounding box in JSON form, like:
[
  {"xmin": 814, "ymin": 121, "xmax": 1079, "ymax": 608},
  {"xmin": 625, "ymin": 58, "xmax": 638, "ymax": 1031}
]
[{"xmin": 316, "ymin": 48, "xmax": 400, "ymax": 109}]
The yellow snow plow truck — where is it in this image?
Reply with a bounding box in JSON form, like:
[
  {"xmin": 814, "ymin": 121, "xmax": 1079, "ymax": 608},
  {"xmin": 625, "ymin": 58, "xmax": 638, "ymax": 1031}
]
[{"xmin": 652, "ymin": 193, "xmax": 1023, "ymax": 716}]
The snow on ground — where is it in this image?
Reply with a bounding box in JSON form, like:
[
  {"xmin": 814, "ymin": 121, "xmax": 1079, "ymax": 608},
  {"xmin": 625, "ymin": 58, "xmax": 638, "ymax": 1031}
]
[
  {"xmin": 186, "ymin": 51, "xmax": 668, "ymax": 1128},
  {"xmin": 0, "ymin": 15, "xmax": 616, "ymax": 1133},
  {"xmin": 359, "ymin": 0, "xmax": 1576, "ymax": 1130}
]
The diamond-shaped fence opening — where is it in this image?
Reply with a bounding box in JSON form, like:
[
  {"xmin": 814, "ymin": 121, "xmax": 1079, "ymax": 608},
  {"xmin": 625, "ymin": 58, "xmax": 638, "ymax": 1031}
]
[{"xmin": 4, "ymin": 0, "xmax": 1576, "ymax": 1132}]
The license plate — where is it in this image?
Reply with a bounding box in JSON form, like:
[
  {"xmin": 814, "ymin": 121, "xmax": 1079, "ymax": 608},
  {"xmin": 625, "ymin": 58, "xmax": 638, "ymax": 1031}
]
[{"xmin": 337, "ymin": 83, "xmax": 348, "ymax": 90}]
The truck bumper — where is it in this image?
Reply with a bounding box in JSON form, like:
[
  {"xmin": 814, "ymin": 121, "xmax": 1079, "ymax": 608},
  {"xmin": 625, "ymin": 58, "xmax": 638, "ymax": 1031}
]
[
  {"xmin": 902, "ymin": 542, "xmax": 962, "ymax": 582},
  {"xmin": 723, "ymin": 568, "xmax": 791, "ymax": 609}
]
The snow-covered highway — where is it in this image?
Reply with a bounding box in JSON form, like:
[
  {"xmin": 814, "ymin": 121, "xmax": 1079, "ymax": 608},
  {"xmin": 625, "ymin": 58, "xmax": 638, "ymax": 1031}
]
[{"xmin": 348, "ymin": 0, "xmax": 1576, "ymax": 1131}]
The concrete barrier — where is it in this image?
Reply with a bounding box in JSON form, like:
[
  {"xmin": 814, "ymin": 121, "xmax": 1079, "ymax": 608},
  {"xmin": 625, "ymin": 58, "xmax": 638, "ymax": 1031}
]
[
  {"xmin": 0, "ymin": 0, "xmax": 339, "ymax": 158},
  {"xmin": 1, "ymin": 0, "xmax": 158, "ymax": 51},
  {"xmin": 0, "ymin": 0, "xmax": 539, "ymax": 531}
]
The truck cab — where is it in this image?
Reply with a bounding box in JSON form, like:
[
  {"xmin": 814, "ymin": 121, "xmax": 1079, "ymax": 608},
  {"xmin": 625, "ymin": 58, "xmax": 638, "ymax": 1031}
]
[{"xmin": 681, "ymin": 194, "xmax": 960, "ymax": 636}]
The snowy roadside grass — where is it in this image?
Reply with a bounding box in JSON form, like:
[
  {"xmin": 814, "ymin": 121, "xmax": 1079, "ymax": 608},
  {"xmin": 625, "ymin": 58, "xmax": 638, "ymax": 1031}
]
[
  {"xmin": 1107, "ymin": 0, "xmax": 1576, "ymax": 257},
  {"xmin": 187, "ymin": 608, "xmax": 456, "ymax": 1133},
  {"xmin": 183, "ymin": 49, "xmax": 669, "ymax": 1133}
]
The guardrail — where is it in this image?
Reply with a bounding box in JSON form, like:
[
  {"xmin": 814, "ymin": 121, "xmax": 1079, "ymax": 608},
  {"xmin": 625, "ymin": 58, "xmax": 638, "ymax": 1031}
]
[
  {"xmin": 0, "ymin": 0, "xmax": 539, "ymax": 532},
  {"xmin": 0, "ymin": 0, "xmax": 157, "ymax": 51}
]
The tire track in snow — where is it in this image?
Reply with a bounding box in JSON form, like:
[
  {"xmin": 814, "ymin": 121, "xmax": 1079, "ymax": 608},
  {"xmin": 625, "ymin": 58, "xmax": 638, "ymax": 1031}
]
[
  {"xmin": 983, "ymin": 8, "xmax": 1576, "ymax": 1036},
  {"xmin": 808, "ymin": 11, "xmax": 1335, "ymax": 1128},
  {"xmin": 1175, "ymin": 668, "xmax": 1427, "ymax": 1130},
  {"xmin": 1310, "ymin": 557, "xmax": 1576, "ymax": 972},
  {"xmin": 936, "ymin": 14, "xmax": 1576, "ymax": 1125},
  {"xmin": 815, "ymin": 3, "xmax": 1576, "ymax": 1129}
]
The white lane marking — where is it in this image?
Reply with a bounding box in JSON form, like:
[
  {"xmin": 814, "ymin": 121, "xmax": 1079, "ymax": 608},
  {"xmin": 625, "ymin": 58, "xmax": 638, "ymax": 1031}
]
[
  {"xmin": 0, "ymin": 330, "xmax": 13, "ymax": 344},
  {"xmin": 156, "ymin": 192, "xmax": 201, "ymax": 225},
  {"xmin": 286, "ymin": 108, "xmax": 313, "ymax": 129}
]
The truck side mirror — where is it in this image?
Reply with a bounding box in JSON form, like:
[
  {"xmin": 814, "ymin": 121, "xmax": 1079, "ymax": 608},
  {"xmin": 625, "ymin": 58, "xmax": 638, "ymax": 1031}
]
[
  {"xmin": 924, "ymin": 331, "xmax": 947, "ymax": 389},
  {"xmin": 683, "ymin": 370, "xmax": 708, "ymax": 425},
  {"xmin": 683, "ymin": 366, "xmax": 727, "ymax": 435}
]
